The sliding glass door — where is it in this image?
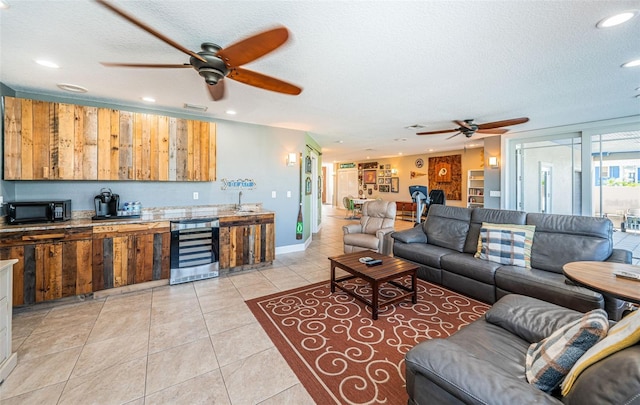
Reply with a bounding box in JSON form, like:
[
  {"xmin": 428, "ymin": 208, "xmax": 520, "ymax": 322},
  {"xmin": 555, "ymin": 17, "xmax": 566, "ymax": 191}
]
[
  {"xmin": 514, "ymin": 135, "xmax": 582, "ymax": 215},
  {"xmin": 592, "ymin": 130, "xmax": 640, "ymax": 230}
]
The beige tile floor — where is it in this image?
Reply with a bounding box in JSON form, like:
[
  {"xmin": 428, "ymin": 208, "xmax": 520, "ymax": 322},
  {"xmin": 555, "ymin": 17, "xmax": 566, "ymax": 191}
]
[{"xmin": 1, "ymin": 206, "xmax": 413, "ymax": 405}]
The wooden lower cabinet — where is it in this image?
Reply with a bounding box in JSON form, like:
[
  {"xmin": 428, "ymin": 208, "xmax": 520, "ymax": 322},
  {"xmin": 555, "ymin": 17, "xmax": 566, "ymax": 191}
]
[
  {"xmin": 0, "ymin": 228, "xmax": 93, "ymax": 305},
  {"xmin": 1, "ymin": 214, "xmax": 273, "ymax": 306},
  {"xmin": 92, "ymin": 222, "xmax": 170, "ymax": 291},
  {"xmin": 219, "ymin": 213, "xmax": 275, "ymax": 270}
]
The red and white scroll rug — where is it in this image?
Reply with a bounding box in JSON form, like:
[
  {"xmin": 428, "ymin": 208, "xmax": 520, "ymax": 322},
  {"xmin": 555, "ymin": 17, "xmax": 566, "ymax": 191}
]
[{"xmin": 246, "ymin": 278, "xmax": 490, "ymax": 404}]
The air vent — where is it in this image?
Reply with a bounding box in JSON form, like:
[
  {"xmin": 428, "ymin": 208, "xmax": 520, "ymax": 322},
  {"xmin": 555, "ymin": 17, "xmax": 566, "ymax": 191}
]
[
  {"xmin": 183, "ymin": 103, "xmax": 208, "ymax": 112},
  {"xmin": 404, "ymin": 124, "xmax": 426, "ymax": 130}
]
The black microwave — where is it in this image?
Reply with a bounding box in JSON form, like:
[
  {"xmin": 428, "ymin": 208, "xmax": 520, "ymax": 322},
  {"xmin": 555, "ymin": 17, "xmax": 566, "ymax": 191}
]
[{"xmin": 6, "ymin": 200, "xmax": 72, "ymax": 225}]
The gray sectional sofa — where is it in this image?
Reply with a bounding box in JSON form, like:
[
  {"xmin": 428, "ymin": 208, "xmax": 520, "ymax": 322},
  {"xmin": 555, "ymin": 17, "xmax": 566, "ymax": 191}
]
[
  {"xmin": 391, "ymin": 205, "xmax": 632, "ymax": 320},
  {"xmin": 405, "ymin": 294, "xmax": 640, "ymax": 405}
]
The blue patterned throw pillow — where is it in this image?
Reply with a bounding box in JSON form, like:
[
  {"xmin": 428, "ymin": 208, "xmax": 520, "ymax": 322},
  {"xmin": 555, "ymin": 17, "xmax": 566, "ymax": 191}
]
[{"xmin": 525, "ymin": 309, "xmax": 609, "ymax": 393}]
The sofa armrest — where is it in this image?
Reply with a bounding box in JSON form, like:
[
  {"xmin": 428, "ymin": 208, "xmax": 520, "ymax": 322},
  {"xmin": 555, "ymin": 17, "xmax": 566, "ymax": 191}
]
[
  {"xmin": 406, "ymin": 339, "xmax": 562, "ymax": 405},
  {"xmin": 391, "ymin": 226, "xmax": 427, "ymax": 244},
  {"xmin": 606, "ymin": 248, "xmax": 632, "ymax": 264},
  {"xmin": 342, "ymin": 224, "xmax": 362, "ymax": 235},
  {"xmin": 377, "ymin": 227, "xmax": 396, "ymax": 256},
  {"xmin": 484, "ymin": 294, "xmax": 583, "ymax": 343}
]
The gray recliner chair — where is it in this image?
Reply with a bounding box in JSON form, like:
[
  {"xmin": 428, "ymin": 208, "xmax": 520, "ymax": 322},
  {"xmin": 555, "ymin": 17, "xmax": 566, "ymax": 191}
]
[{"xmin": 343, "ymin": 200, "xmax": 396, "ymax": 255}]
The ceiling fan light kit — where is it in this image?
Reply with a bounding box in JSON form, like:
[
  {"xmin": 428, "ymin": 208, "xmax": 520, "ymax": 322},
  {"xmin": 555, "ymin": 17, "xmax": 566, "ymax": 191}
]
[{"xmin": 96, "ymin": 0, "xmax": 302, "ymax": 101}]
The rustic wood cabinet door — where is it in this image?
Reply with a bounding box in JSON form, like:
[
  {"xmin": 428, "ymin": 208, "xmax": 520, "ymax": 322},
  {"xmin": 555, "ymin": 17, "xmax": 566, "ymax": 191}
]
[
  {"xmin": 219, "ymin": 214, "xmax": 275, "ymax": 270},
  {"xmin": 4, "ymin": 96, "xmax": 216, "ymax": 182},
  {"xmin": 0, "ymin": 236, "xmax": 92, "ymax": 305},
  {"xmin": 92, "ymin": 223, "xmax": 170, "ymax": 291}
]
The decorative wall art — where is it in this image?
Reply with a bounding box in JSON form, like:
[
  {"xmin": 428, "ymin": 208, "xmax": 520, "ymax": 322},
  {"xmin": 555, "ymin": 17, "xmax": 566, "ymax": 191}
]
[
  {"xmin": 428, "ymin": 155, "xmax": 462, "ymax": 200},
  {"xmin": 364, "ymin": 170, "xmax": 377, "ymax": 184},
  {"xmin": 391, "ymin": 177, "xmax": 399, "ymax": 193},
  {"xmin": 305, "ymin": 156, "xmax": 312, "ymax": 174},
  {"xmin": 379, "ymin": 185, "xmax": 390, "ymax": 193},
  {"xmin": 305, "ymin": 176, "xmax": 312, "ymax": 195},
  {"xmin": 378, "ymin": 177, "xmax": 385, "ymax": 184}
]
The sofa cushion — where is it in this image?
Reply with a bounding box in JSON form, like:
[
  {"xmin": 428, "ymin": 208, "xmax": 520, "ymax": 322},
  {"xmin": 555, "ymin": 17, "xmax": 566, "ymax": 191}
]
[
  {"xmin": 495, "ymin": 265, "xmax": 604, "ymax": 314},
  {"xmin": 525, "ymin": 309, "xmax": 608, "ymax": 393},
  {"xmin": 485, "ymin": 294, "xmax": 584, "ymax": 344},
  {"xmin": 561, "ymin": 309, "xmax": 640, "ymax": 395},
  {"xmin": 527, "ymin": 213, "xmax": 613, "ymax": 273},
  {"xmin": 393, "ymin": 241, "xmax": 453, "ymax": 270},
  {"xmin": 391, "ymin": 225, "xmax": 427, "ymax": 244},
  {"xmin": 475, "ymin": 223, "xmax": 535, "ymax": 268},
  {"xmin": 343, "ymin": 233, "xmax": 379, "ymax": 251},
  {"xmin": 440, "ymin": 253, "xmax": 501, "ymax": 284},
  {"xmin": 423, "ymin": 205, "xmax": 472, "ymax": 253},
  {"xmin": 464, "ymin": 208, "xmax": 527, "ymax": 254}
]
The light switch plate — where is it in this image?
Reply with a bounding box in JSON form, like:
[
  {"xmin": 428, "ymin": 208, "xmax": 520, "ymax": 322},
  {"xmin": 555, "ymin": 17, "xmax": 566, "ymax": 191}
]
[
  {"xmin": 271, "ymin": 191, "xmax": 277, "ymax": 198},
  {"xmin": 489, "ymin": 190, "xmax": 501, "ymax": 197},
  {"xmin": 287, "ymin": 191, "xmax": 291, "ymax": 198},
  {"xmin": 193, "ymin": 192, "xmax": 199, "ymax": 200}
]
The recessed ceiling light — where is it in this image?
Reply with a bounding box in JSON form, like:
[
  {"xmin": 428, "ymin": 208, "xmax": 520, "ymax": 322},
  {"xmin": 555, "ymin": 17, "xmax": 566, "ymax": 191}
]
[
  {"xmin": 142, "ymin": 96, "xmax": 156, "ymax": 103},
  {"xmin": 394, "ymin": 138, "xmax": 408, "ymax": 142},
  {"xmin": 398, "ymin": 152, "xmax": 403, "ymax": 155},
  {"xmin": 404, "ymin": 124, "xmax": 425, "ymax": 130},
  {"xmin": 57, "ymin": 83, "xmax": 88, "ymax": 93},
  {"xmin": 596, "ymin": 11, "xmax": 638, "ymax": 28},
  {"xmin": 0, "ymin": 0, "xmax": 10, "ymax": 9},
  {"xmin": 225, "ymin": 110, "xmax": 237, "ymax": 115},
  {"xmin": 335, "ymin": 140, "xmax": 344, "ymax": 144},
  {"xmin": 622, "ymin": 59, "xmax": 640, "ymax": 68},
  {"xmin": 428, "ymin": 148, "xmax": 434, "ymax": 152},
  {"xmin": 36, "ymin": 59, "xmax": 59, "ymax": 68}
]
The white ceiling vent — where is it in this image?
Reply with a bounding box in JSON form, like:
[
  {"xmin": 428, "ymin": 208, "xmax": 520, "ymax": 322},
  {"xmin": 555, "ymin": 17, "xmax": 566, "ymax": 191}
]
[
  {"xmin": 183, "ymin": 103, "xmax": 208, "ymax": 112},
  {"xmin": 404, "ymin": 124, "xmax": 426, "ymax": 130}
]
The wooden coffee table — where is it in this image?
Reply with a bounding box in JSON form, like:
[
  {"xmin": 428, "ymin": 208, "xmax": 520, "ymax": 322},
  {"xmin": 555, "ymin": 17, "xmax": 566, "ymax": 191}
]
[
  {"xmin": 329, "ymin": 251, "xmax": 418, "ymax": 320},
  {"xmin": 563, "ymin": 261, "xmax": 640, "ymax": 304}
]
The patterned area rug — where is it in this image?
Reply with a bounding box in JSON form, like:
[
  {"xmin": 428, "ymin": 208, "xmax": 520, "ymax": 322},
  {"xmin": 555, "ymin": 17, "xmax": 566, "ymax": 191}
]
[{"xmin": 246, "ymin": 278, "xmax": 490, "ymax": 404}]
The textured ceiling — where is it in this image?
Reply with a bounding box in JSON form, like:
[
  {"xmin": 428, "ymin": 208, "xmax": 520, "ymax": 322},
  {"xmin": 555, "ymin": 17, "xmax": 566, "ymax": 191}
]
[{"xmin": 1, "ymin": 0, "xmax": 639, "ymax": 163}]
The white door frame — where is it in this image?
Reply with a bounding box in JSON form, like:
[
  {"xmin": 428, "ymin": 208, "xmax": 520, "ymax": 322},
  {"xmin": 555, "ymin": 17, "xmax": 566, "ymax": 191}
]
[{"xmin": 310, "ymin": 151, "xmax": 319, "ymax": 233}]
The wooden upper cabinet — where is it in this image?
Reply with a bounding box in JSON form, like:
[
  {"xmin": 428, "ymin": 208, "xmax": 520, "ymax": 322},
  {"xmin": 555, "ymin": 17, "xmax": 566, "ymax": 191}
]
[{"xmin": 3, "ymin": 96, "xmax": 216, "ymax": 181}]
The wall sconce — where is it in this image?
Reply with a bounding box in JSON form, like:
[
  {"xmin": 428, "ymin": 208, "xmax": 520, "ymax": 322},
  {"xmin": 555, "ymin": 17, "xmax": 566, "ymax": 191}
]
[
  {"xmin": 287, "ymin": 152, "xmax": 298, "ymax": 167},
  {"xmin": 488, "ymin": 156, "xmax": 499, "ymax": 168}
]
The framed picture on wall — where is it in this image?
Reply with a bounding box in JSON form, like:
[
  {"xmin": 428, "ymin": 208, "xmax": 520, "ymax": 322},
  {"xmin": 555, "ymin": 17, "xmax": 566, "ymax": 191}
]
[
  {"xmin": 384, "ymin": 177, "xmax": 391, "ymax": 184},
  {"xmin": 378, "ymin": 177, "xmax": 385, "ymax": 184},
  {"xmin": 305, "ymin": 156, "xmax": 312, "ymax": 174},
  {"xmin": 379, "ymin": 185, "xmax": 390, "ymax": 192},
  {"xmin": 305, "ymin": 177, "xmax": 312, "ymax": 194},
  {"xmin": 364, "ymin": 170, "xmax": 377, "ymax": 184},
  {"xmin": 391, "ymin": 177, "xmax": 399, "ymax": 193}
]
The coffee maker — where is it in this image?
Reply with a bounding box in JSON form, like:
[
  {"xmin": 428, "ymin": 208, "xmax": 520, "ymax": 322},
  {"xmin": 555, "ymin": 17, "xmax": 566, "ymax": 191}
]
[{"xmin": 93, "ymin": 188, "xmax": 120, "ymax": 218}]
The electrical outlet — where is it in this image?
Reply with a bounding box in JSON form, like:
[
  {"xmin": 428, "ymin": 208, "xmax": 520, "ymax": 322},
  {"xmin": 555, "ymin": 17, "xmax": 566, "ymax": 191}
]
[
  {"xmin": 271, "ymin": 191, "xmax": 277, "ymax": 198},
  {"xmin": 193, "ymin": 192, "xmax": 199, "ymax": 200},
  {"xmin": 287, "ymin": 191, "xmax": 291, "ymax": 198}
]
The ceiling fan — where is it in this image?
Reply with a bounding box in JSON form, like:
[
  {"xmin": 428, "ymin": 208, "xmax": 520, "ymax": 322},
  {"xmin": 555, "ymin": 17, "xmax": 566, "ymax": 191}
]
[
  {"xmin": 95, "ymin": 0, "xmax": 302, "ymax": 101},
  {"xmin": 417, "ymin": 117, "xmax": 529, "ymax": 139}
]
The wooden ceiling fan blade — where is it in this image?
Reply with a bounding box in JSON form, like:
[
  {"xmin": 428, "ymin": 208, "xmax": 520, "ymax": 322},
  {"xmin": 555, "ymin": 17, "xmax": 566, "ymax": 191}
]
[
  {"xmin": 476, "ymin": 128, "xmax": 508, "ymax": 135},
  {"xmin": 477, "ymin": 117, "xmax": 529, "ymax": 130},
  {"xmin": 416, "ymin": 129, "xmax": 457, "ymax": 135},
  {"xmin": 101, "ymin": 62, "xmax": 191, "ymax": 68},
  {"xmin": 206, "ymin": 80, "xmax": 225, "ymax": 101},
  {"xmin": 446, "ymin": 132, "xmax": 462, "ymax": 140},
  {"xmin": 228, "ymin": 67, "xmax": 302, "ymax": 95},
  {"xmin": 454, "ymin": 120, "xmax": 473, "ymax": 130},
  {"xmin": 217, "ymin": 26, "xmax": 289, "ymax": 67},
  {"xmin": 95, "ymin": 0, "xmax": 206, "ymax": 63}
]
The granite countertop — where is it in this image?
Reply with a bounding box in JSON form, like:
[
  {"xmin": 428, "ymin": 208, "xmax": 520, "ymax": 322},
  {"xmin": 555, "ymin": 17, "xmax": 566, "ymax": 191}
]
[{"xmin": 0, "ymin": 204, "xmax": 271, "ymax": 233}]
